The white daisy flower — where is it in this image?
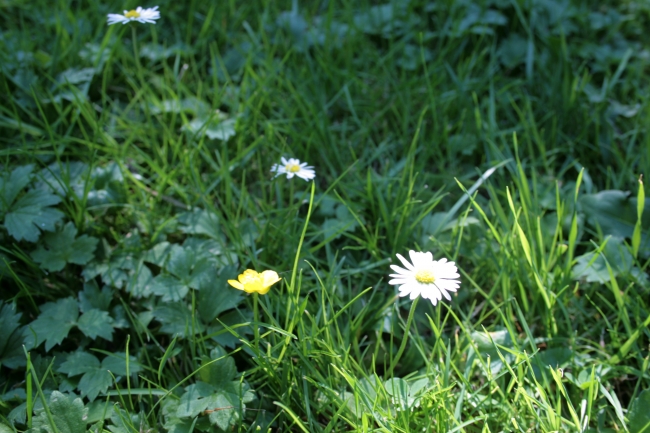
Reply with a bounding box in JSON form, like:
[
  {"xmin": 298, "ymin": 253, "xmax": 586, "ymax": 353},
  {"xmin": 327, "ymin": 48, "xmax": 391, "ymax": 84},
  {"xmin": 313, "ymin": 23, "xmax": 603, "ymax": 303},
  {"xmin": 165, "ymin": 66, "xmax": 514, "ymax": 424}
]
[
  {"xmin": 271, "ymin": 157, "xmax": 315, "ymax": 181},
  {"xmin": 107, "ymin": 6, "xmax": 160, "ymax": 25},
  {"xmin": 388, "ymin": 250, "xmax": 460, "ymax": 306}
]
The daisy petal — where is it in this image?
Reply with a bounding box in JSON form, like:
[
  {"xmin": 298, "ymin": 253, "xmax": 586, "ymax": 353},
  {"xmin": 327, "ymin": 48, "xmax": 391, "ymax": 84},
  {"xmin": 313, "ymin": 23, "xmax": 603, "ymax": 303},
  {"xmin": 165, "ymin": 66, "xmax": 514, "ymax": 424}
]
[{"xmin": 395, "ymin": 253, "xmax": 415, "ymax": 271}]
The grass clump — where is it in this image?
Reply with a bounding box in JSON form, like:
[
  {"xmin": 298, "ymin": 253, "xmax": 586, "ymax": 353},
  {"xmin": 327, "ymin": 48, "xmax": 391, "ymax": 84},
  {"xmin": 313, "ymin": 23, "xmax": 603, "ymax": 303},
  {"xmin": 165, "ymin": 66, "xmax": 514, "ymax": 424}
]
[{"xmin": 1, "ymin": 1, "xmax": 649, "ymax": 432}]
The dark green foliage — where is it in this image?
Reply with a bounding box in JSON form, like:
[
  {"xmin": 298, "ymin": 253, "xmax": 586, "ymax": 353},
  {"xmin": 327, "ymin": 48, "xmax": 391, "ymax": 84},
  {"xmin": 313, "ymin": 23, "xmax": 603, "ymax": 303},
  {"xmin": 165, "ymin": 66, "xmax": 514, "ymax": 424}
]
[
  {"xmin": 0, "ymin": 0, "xmax": 649, "ymax": 432},
  {"xmin": 31, "ymin": 223, "xmax": 98, "ymax": 272},
  {"xmin": 628, "ymin": 389, "xmax": 650, "ymax": 433},
  {"xmin": 0, "ymin": 303, "xmax": 24, "ymax": 368},
  {"xmin": 23, "ymin": 298, "xmax": 79, "ymax": 352},
  {"xmin": 0, "ymin": 165, "xmax": 64, "ymax": 243},
  {"xmin": 27, "ymin": 392, "xmax": 86, "ymax": 433},
  {"xmin": 58, "ymin": 352, "xmax": 141, "ymax": 401}
]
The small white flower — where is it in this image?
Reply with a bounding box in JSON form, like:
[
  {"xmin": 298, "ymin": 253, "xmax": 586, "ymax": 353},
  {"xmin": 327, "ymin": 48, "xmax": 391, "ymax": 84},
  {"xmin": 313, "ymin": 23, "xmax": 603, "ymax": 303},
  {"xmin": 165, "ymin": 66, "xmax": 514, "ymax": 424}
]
[
  {"xmin": 271, "ymin": 157, "xmax": 315, "ymax": 181},
  {"xmin": 388, "ymin": 250, "xmax": 460, "ymax": 306},
  {"xmin": 107, "ymin": 6, "xmax": 160, "ymax": 25}
]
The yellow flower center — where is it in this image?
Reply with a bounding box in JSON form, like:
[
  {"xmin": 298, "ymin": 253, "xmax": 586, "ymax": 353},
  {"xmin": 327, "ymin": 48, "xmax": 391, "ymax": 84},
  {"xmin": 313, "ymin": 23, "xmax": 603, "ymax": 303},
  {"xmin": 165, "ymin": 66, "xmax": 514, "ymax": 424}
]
[
  {"xmin": 124, "ymin": 10, "xmax": 141, "ymax": 18},
  {"xmin": 415, "ymin": 269, "xmax": 436, "ymax": 284},
  {"xmin": 285, "ymin": 163, "xmax": 301, "ymax": 173}
]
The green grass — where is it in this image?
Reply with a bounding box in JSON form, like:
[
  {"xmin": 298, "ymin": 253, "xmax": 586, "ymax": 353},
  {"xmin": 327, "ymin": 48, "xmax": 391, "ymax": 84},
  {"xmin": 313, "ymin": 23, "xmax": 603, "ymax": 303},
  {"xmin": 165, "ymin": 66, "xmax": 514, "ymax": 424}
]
[{"xmin": 1, "ymin": 0, "xmax": 650, "ymax": 432}]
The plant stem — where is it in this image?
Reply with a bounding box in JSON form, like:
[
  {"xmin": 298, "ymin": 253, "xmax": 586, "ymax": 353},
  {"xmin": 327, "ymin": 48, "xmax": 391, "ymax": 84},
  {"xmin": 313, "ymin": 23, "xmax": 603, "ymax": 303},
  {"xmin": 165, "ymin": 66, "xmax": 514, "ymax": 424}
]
[
  {"xmin": 387, "ymin": 297, "xmax": 419, "ymax": 378},
  {"xmin": 253, "ymin": 292, "xmax": 260, "ymax": 351},
  {"xmin": 131, "ymin": 25, "xmax": 144, "ymax": 85}
]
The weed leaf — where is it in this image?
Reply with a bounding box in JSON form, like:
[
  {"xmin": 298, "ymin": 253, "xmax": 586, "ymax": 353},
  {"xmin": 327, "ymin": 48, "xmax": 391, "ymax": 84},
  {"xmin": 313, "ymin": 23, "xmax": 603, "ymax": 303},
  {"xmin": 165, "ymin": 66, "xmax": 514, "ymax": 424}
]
[
  {"xmin": 0, "ymin": 165, "xmax": 34, "ymax": 207},
  {"xmin": 197, "ymin": 265, "xmax": 241, "ymax": 323},
  {"xmin": 178, "ymin": 209, "xmax": 223, "ymax": 240},
  {"xmin": 77, "ymin": 308, "xmax": 114, "ymax": 341},
  {"xmin": 580, "ymin": 190, "xmax": 650, "ymax": 255},
  {"xmin": 154, "ymin": 304, "xmax": 204, "ymax": 337},
  {"xmin": 29, "ymin": 391, "xmax": 86, "ymax": 433},
  {"xmin": 31, "ymin": 222, "xmax": 98, "ymax": 272},
  {"xmin": 1, "ymin": 164, "xmax": 64, "ymax": 242},
  {"xmin": 628, "ymin": 389, "xmax": 650, "ymax": 433},
  {"xmin": 199, "ymin": 347, "xmax": 237, "ymax": 388},
  {"xmin": 0, "ymin": 303, "xmax": 25, "ymax": 369},
  {"xmin": 24, "ymin": 297, "xmax": 78, "ymax": 351}
]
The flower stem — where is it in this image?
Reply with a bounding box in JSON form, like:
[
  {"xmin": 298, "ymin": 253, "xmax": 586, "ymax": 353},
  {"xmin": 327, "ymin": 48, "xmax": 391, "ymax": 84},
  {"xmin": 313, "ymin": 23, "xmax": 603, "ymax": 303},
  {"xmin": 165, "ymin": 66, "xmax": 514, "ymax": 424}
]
[
  {"xmin": 131, "ymin": 25, "xmax": 144, "ymax": 84},
  {"xmin": 387, "ymin": 297, "xmax": 419, "ymax": 377},
  {"xmin": 253, "ymin": 292, "xmax": 260, "ymax": 350}
]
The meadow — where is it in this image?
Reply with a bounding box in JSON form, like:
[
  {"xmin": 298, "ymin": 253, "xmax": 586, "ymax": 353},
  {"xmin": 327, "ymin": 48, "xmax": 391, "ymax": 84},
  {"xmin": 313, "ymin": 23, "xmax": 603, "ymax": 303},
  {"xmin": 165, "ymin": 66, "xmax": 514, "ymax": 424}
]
[{"xmin": 1, "ymin": 0, "xmax": 649, "ymax": 432}]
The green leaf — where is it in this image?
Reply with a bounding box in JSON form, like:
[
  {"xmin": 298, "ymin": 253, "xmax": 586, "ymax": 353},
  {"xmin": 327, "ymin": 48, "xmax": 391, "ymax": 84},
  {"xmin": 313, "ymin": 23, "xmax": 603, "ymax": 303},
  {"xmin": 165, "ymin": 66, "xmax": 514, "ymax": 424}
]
[
  {"xmin": 58, "ymin": 351, "xmax": 101, "ymax": 376},
  {"xmin": 150, "ymin": 97, "xmax": 209, "ymax": 115},
  {"xmin": 36, "ymin": 161, "xmax": 124, "ymax": 207},
  {"xmin": 628, "ymin": 389, "xmax": 650, "ymax": 433},
  {"xmin": 58, "ymin": 352, "xmax": 141, "ymax": 402},
  {"xmin": 199, "ymin": 347, "xmax": 237, "ymax": 388},
  {"xmin": 197, "ymin": 265, "xmax": 242, "ymax": 323},
  {"xmin": 572, "ymin": 237, "xmax": 647, "ymax": 283},
  {"xmin": 143, "ymin": 241, "xmax": 174, "ymax": 267},
  {"xmin": 57, "ymin": 67, "xmax": 96, "ymax": 85},
  {"xmin": 0, "ymin": 165, "xmax": 34, "ymax": 211},
  {"xmin": 126, "ymin": 262, "xmax": 154, "ymax": 297},
  {"xmin": 322, "ymin": 208, "xmax": 357, "ymax": 240},
  {"xmin": 498, "ymin": 34, "xmax": 527, "ymax": 68},
  {"xmin": 35, "ymin": 161, "xmax": 88, "ymax": 198},
  {"xmin": 206, "ymin": 393, "xmax": 236, "ymax": 430},
  {"xmin": 580, "ymin": 190, "xmax": 650, "ymax": 255},
  {"xmin": 24, "ymin": 297, "xmax": 78, "ymax": 351},
  {"xmin": 163, "ymin": 417, "xmax": 195, "ymax": 433},
  {"xmin": 86, "ymin": 163, "xmax": 126, "ymax": 207},
  {"xmin": 154, "ymin": 304, "xmax": 204, "ymax": 337},
  {"xmin": 85, "ymin": 400, "xmax": 114, "ymax": 424},
  {"xmin": 78, "ymin": 282, "xmax": 113, "ymax": 312},
  {"xmin": 531, "ymin": 347, "xmax": 573, "ymax": 381},
  {"xmin": 353, "ymin": 3, "xmax": 417, "ymax": 37},
  {"xmin": 139, "ymin": 42, "xmax": 194, "ymax": 61},
  {"xmin": 150, "ymin": 275, "xmax": 189, "ymax": 302},
  {"xmin": 31, "ymin": 222, "xmax": 98, "ymax": 272},
  {"xmin": 109, "ymin": 407, "xmax": 147, "ymax": 433},
  {"xmin": 101, "ymin": 352, "xmax": 143, "ymax": 377},
  {"xmin": 182, "ymin": 238, "xmax": 226, "ymax": 260},
  {"xmin": 166, "ymin": 245, "xmax": 195, "ymax": 280},
  {"xmin": 150, "ymin": 245, "xmax": 216, "ymax": 301},
  {"xmin": 207, "ymin": 382, "xmax": 255, "ymax": 430},
  {"xmin": 176, "ymin": 382, "xmax": 217, "ymax": 418},
  {"xmin": 3, "ymin": 188, "xmax": 64, "ymax": 243},
  {"xmin": 77, "ymin": 309, "xmax": 114, "ymax": 341},
  {"xmin": 178, "ymin": 209, "xmax": 223, "ymax": 240},
  {"xmin": 0, "ymin": 303, "xmax": 25, "ymax": 369},
  {"xmin": 467, "ymin": 328, "xmax": 515, "ymax": 375},
  {"xmin": 182, "ymin": 115, "xmax": 236, "ymax": 141},
  {"xmin": 77, "ymin": 369, "xmax": 113, "ymax": 402},
  {"xmin": 83, "ymin": 252, "xmax": 135, "ymax": 289},
  {"xmin": 30, "ymin": 391, "xmax": 87, "ymax": 433},
  {"xmin": 383, "ymin": 378, "xmax": 411, "ymax": 411},
  {"xmin": 205, "ymin": 309, "xmax": 252, "ymax": 348},
  {"xmin": 175, "ymin": 380, "xmax": 253, "ymax": 431},
  {"xmin": 0, "ymin": 422, "xmax": 14, "ymax": 433}
]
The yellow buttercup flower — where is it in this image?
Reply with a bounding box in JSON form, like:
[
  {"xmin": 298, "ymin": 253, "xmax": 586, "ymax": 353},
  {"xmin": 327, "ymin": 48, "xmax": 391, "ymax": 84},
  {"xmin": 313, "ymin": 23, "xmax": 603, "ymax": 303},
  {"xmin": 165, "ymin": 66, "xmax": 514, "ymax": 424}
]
[{"xmin": 228, "ymin": 269, "xmax": 281, "ymax": 295}]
